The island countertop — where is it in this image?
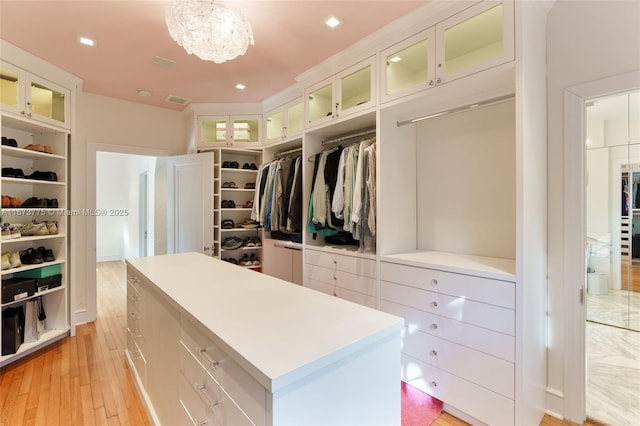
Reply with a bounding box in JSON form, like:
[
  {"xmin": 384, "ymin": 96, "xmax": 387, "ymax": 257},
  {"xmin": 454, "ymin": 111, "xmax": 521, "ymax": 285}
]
[{"xmin": 126, "ymin": 252, "xmax": 403, "ymax": 393}]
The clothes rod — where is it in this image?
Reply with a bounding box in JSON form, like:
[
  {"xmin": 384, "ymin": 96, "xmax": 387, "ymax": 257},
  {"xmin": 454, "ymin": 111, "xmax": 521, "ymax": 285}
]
[
  {"xmin": 273, "ymin": 147, "xmax": 303, "ymax": 158},
  {"xmin": 396, "ymin": 94, "xmax": 515, "ymax": 127},
  {"xmin": 321, "ymin": 127, "xmax": 376, "ymax": 146}
]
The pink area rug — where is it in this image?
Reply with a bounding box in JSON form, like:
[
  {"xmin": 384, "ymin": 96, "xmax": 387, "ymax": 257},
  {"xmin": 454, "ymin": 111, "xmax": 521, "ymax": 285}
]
[{"xmin": 401, "ymin": 381, "xmax": 444, "ymax": 426}]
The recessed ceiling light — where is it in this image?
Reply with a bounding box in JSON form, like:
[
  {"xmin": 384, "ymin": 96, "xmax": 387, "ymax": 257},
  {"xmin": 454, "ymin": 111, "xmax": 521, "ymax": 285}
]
[
  {"xmin": 78, "ymin": 36, "xmax": 96, "ymax": 47},
  {"xmin": 235, "ymin": 83, "xmax": 246, "ymax": 90},
  {"xmin": 389, "ymin": 56, "xmax": 402, "ymax": 63},
  {"xmin": 324, "ymin": 15, "xmax": 342, "ymax": 29},
  {"xmin": 137, "ymin": 89, "xmax": 152, "ymax": 97}
]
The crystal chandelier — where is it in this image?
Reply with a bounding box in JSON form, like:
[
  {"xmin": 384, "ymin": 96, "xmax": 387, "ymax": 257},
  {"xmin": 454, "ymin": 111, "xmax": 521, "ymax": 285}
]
[{"xmin": 165, "ymin": 0, "xmax": 254, "ymax": 64}]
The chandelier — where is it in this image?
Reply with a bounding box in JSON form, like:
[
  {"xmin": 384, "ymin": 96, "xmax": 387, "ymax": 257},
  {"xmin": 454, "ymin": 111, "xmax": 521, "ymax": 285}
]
[{"xmin": 165, "ymin": 0, "xmax": 254, "ymax": 64}]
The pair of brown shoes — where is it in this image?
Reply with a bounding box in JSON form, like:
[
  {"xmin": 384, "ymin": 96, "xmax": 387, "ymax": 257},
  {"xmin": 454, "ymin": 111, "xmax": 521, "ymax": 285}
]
[
  {"xmin": 1, "ymin": 195, "xmax": 21, "ymax": 208},
  {"xmin": 25, "ymin": 144, "xmax": 53, "ymax": 154}
]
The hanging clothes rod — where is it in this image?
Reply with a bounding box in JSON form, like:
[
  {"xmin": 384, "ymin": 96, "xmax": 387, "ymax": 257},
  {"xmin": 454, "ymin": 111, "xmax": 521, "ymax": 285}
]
[
  {"xmin": 396, "ymin": 93, "xmax": 515, "ymax": 127},
  {"xmin": 273, "ymin": 146, "xmax": 303, "ymax": 159},
  {"xmin": 321, "ymin": 127, "xmax": 376, "ymax": 146}
]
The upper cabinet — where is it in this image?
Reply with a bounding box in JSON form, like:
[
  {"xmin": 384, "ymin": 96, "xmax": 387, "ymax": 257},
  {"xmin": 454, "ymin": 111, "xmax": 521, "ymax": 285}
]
[
  {"xmin": 197, "ymin": 115, "xmax": 262, "ymax": 148},
  {"xmin": 305, "ymin": 57, "xmax": 376, "ymax": 128},
  {"xmin": 380, "ymin": 0, "xmax": 514, "ymax": 103},
  {"xmin": 0, "ymin": 61, "xmax": 71, "ymax": 130},
  {"xmin": 264, "ymin": 98, "xmax": 304, "ymax": 146}
]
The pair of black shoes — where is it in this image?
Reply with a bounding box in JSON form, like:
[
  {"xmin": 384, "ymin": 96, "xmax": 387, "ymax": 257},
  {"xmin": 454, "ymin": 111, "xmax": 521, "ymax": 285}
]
[
  {"xmin": 25, "ymin": 171, "xmax": 57, "ymax": 181},
  {"xmin": 2, "ymin": 167, "xmax": 24, "ymax": 178},
  {"xmin": 221, "ymin": 200, "xmax": 236, "ymax": 208},
  {"xmin": 1, "ymin": 137, "xmax": 17, "ymax": 147},
  {"xmin": 21, "ymin": 197, "xmax": 59, "ymax": 208},
  {"xmin": 242, "ymin": 163, "xmax": 258, "ymax": 170},
  {"xmin": 222, "ymin": 161, "xmax": 239, "ymax": 169},
  {"xmin": 20, "ymin": 247, "xmax": 55, "ymax": 265}
]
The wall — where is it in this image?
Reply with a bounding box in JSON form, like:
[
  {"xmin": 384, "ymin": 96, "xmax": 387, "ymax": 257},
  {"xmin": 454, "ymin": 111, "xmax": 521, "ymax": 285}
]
[
  {"xmin": 73, "ymin": 92, "xmax": 187, "ymax": 325},
  {"xmin": 96, "ymin": 152, "xmax": 156, "ymax": 261},
  {"xmin": 546, "ymin": 0, "xmax": 640, "ymax": 420}
]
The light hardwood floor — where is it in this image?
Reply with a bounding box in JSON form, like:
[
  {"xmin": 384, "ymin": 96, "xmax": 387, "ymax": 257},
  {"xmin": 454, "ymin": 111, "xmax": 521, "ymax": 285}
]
[{"xmin": 1, "ymin": 261, "xmax": 600, "ymax": 426}]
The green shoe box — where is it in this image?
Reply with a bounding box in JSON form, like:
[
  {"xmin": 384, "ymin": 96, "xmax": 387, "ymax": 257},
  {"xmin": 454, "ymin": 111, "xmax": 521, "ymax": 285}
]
[{"xmin": 13, "ymin": 264, "xmax": 61, "ymax": 279}]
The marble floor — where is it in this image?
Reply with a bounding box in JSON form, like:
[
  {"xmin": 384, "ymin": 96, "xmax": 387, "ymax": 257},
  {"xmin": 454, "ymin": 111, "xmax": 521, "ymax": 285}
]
[
  {"xmin": 587, "ymin": 289, "xmax": 640, "ymax": 331},
  {"xmin": 586, "ymin": 321, "xmax": 640, "ymax": 425}
]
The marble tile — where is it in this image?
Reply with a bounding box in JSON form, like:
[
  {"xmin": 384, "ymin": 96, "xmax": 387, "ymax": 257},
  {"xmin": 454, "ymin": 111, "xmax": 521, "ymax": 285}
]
[
  {"xmin": 586, "ymin": 322, "xmax": 640, "ymax": 426},
  {"xmin": 587, "ymin": 289, "xmax": 640, "ymax": 331}
]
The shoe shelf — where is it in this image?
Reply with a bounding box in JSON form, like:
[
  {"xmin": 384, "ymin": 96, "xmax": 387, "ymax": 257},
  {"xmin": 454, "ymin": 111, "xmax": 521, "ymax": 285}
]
[
  {"xmin": 1, "ymin": 146, "xmax": 66, "ymax": 161},
  {"xmin": 221, "ymin": 228, "xmax": 260, "ymax": 233},
  {"xmin": 221, "ymin": 246, "xmax": 261, "ymax": 253},
  {"xmin": 221, "ymin": 188, "xmax": 255, "ymax": 192},
  {"xmin": 221, "ymin": 168, "xmax": 258, "ymax": 174},
  {"xmin": 1, "ymin": 234, "xmax": 66, "ymax": 244},
  {"xmin": 1, "ymin": 284, "xmax": 65, "ymax": 309},
  {"xmin": 1, "ymin": 259, "xmax": 65, "ymax": 276},
  {"xmin": 0, "ymin": 329, "xmax": 69, "ymax": 365},
  {"xmin": 1, "ymin": 178, "xmax": 64, "ymax": 186}
]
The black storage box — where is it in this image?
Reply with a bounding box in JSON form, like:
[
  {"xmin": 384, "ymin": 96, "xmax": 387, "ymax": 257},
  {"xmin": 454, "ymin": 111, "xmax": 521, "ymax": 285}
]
[
  {"xmin": 2, "ymin": 305, "xmax": 25, "ymax": 355},
  {"xmin": 35, "ymin": 274, "xmax": 62, "ymax": 292},
  {"xmin": 1, "ymin": 278, "xmax": 36, "ymax": 304}
]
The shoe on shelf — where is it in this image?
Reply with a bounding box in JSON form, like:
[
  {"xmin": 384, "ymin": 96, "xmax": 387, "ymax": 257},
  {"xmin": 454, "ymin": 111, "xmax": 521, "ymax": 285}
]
[
  {"xmin": 45, "ymin": 198, "xmax": 59, "ymax": 208},
  {"xmin": 9, "ymin": 197, "xmax": 21, "ymax": 208},
  {"xmin": 227, "ymin": 200, "xmax": 236, "ymax": 208},
  {"xmin": 21, "ymin": 197, "xmax": 45, "ymax": 208},
  {"xmin": 43, "ymin": 146, "xmax": 53, "ymax": 154},
  {"xmin": 222, "ymin": 161, "xmax": 231, "ymax": 168},
  {"xmin": 20, "ymin": 221, "xmax": 49, "ymax": 236},
  {"xmin": 2, "ymin": 167, "xmax": 14, "ymax": 178},
  {"xmin": 222, "ymin": 237, "xmax": 245, "ymax": 250},
  {"xmin": 221, "ymin": 200, "xmax": 228, "ymax": 208},
  {"xmin": 222, "ymin": 219, "xmax": 235, "ymax": 229},
  {"xmin": 2, "ymin": 138, "xmax": 18, "ymax": 147},
  {"xmin": 10, "ymin": 225, "xmax": 22, "ymax": 239},
  {"xmin": 229, "ymin": 161, "xmax": 239, "ymax": 169},
  {"xmin": 240, "ymin": 219, "xmax": 258, "ymax": 229},
  {"xmin": 25, "ymin": 171, "xmax": 57, "ymax": 181},
  {"xmin": 1, "ymin": 253, "xmax": 10, "ymax": 270},
  {"xmin": 20, "ymin": 248, "xmax": 44, "ymax": 265},
  {"xmin": 242, "ymin": 163, "xmax": 251, "ymax": 170},
  {"xmin": 46, "ymin": 221, "xmax": 58, "ymax": 235},
  {"xmin": 24, "ymin": 144, "xmax": 46, "ymax": 153},
  {"xmin": 1, "ymin": 224, "xmax": 11, "ymax": 240},
  {"xmin": 1, "ymin": 195, "xmax": 10, "ymax": 208},
  {"xmin": 36, "ymin": 246, "xmax": 55, "ymax": 262},
  {"xmin": 244, "ymin": 182, "xmax": 255, "ymax": 189},
  {"xmin": 240, "ymin": 253, "xmax": 252, "ymax": 266},
  {"xmin": 244, "ymin": 200, "xmax": 253, "ymax": 209},
  {"xmin": 250, "ymin": 163, "xmax": 258, "ymax": 170},
  {"xmin": 9, "ymin": 251, "xmax": 21, "ymax": 268}
]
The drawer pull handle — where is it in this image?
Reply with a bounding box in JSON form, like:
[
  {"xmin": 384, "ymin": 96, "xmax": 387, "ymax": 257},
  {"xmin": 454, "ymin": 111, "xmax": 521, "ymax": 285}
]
[
  {"xmin": 430, "ymin": 301, "xmax": 438, "ymax": 308},
  {"xmin": 129, "ymin": 312, "xmax": 141, "ymax": 321},
  {"xmin": 193, "ymin": 382, "xmax": 221, "ymax": 414},
  {"xmin": 127, "ymin": 327, "xmax": 143, "ymax": 339},
  {"xmin": 127, "ymin": 294, "xmax": 139, "ymax": 303},
  {"xmin": 430, "ymin": 350, "xmax": 438, "ymax": 356},
  {"xmin": 430, "ymin": 324, "xmax": 438, "ymax": 330},
  {"xmin": 128, "ymin": 349, "xmax": 142, "ymax": 361},
  {"xmin": 197, "ymin": 346, "xmax": 221, "ymax": 372},
  {"xmin": 430, "ymin": 381, "xmax": 438, "ymax": 388}
]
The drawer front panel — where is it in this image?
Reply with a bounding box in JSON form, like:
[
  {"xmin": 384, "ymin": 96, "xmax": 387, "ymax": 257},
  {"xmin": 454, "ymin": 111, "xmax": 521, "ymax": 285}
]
[
  {"xmin": 306, "ymin": 249, "xmax": 377, "ymax": 278},
  {"xmin": 179, "ymin": 349, "xmax": 253, "ymax": 426},
  {"xmin": 305, "ymin": 263, "xmax": 334, "ymax": 283},
  {"xmin": 381, "ymin": 281, "xmax": 515, "ymax": 335},
  {"xmin": 334, "ymin": 286, "xmax": 376, "ymax": 309},
  {"xmin": 381, "ymin": 262, "xmax": 514, "ymax": 308},
  {"xmin": 381, "ymin": 300, "xmax": 514, "ymax": 362},
  {"xmin": 180, "ymin": 317, "xmax": 266, "ymax": 425},
  {"xmin": 306, "ymin": 264, "xmax": 377, "ymax": 296},
  {"xmin": 303, "ymin": 278, "xmax": 334, "ymax": 295},
  {"xmin": 403, "ymin": 330, "xmax": 514, "ymax": 399},
  {"xmin": 402, "ymin": 354, "xmax": 514, "ymax": 426},
  {"xmin": 126, "ymin": 332, "xmax": 146, "ymax": 384}
]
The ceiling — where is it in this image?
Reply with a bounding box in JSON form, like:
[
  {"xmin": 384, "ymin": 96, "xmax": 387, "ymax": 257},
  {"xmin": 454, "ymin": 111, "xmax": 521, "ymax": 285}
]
[{"xmin": 0, "ymin": 0, "xmax": 428, "ymax": 111}]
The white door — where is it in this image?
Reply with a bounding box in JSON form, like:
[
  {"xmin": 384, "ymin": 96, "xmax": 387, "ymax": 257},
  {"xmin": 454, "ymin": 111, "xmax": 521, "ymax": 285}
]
[{"xmin": 166, "ymin": 152, "xmax": 214, "ymax": 255}]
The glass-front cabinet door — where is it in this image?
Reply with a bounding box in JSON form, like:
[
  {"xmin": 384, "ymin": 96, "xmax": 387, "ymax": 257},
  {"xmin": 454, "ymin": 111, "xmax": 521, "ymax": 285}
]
[
  {"xmin": 337, "ymin": 57, "xmax": 375, "ymax": 118},
  {"xmin": 0, "ymin": 62, "xmax": 20, "ymax": 115},
  {"xmin": 199, "ymin": 116, "xmax": 228, "ymax": 146},
  {"xmin": 435, "ymin": 0, "xmax": 514, "ymax": 84},
  {"xmin": 380, "ymin": 28, "xmax": 436, "ymax": 103},
  {"xmin": 306, "ymin": 78, "xmax": 334, "ymax": 127},
  {"xmin": 264, "ymin": 98, "xmax": 303, "ymax": 146},
  {"xmin": 266, "ymin": 110, "xmax": 284, "ymax": 143},
  {"xmin": 231, "ymin": 116, "xmax": 260, "ymax": 146},
  {"xmin": 198, "ymin": 116, "xmax": 261, "ymax": 148},
  {"xmin": 286, "ymin": 100, "xmax": 303, "ymax": 138},
  {"xmin": 27, "ymin": 75, "xmax": 70, "ymax": 129}
]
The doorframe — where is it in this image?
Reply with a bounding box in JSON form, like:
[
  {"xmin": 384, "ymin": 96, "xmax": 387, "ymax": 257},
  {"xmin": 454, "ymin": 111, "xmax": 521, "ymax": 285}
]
[
  {"xmin": 86, "ymin": 143, "xmax": 171, "ymax": 324},
  {"xmin": 563, "ymin": 70, "xmax": 640, "ymax": 423},
  {"xmin": 139, "ymin": 171, "xmax": 149, "ymax": 257}
]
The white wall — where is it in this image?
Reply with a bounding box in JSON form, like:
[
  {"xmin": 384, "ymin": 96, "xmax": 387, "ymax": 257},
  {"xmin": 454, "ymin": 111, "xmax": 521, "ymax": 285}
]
[
  {"xmin": 73, "ymin": 92, "xmax": 187, "ymax": 325},
  {"xmin": 96, "ymin": 152, "xmax": 156, "ymax": 261},
  {"xmin": 547, "ymin": 0, "xmax": 640, "ymax": 420}
]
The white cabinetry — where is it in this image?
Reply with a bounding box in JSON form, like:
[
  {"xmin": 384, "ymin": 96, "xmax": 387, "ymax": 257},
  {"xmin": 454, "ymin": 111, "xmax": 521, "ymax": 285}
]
[
  {"xmin": 264, "ymin": 98, "xmax": 304, "ymax": 146},
  {"xmin": 262, "ymin": 239, "xmax": 302, "ymax": 284},
  {"xmin": 0, "ymin": 61, "xmax": 71, "ymax": 130},
  {"xmin": 126, "ymin": 253, "xmax": 403, "ymax": 426},
  {"xmin": 197, "ymin": 115, "xmax": 262, "ymax": 148},
  {"xmin": 0, "ymin": 115, "xmax": 70, "ymax": 367},
  {"xmin": 380, "ymin": 0, "xmax": 514, "ymax": 103},
  {"xmin": 305, "ymin": 57, "xmax": 376, "ymax": 128},
  {"xmin": 379, "ymin": 255, "xmax": 516, "ymax": 425},
  {"xmin": 304, "ymin": 247, "xmax": 377, "ymax": 308}
]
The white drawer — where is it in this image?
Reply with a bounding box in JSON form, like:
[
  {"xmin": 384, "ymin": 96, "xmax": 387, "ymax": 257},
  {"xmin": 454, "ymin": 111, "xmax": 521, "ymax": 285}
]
[
  {"xmin": 381, "ymin": 262, "xmax": 514, "ymax": 309},
  {"xmin": 402, "ymin": 329, "xmax": 514, "ymax": 399},
  {"xmin": 306, "ymin": 249, "xmax": 377, "ymax": 278},
  {"xmin": 180, "ymin": 316, "xmax": 266, "ymax": 426},
  {"xmin": 305, "ymin": 264, "xmax": 377, "ymax": 296},
  {"xmin": 381, "ymin": 281, "xmax": 515, "ymax": 335},
  {"xmin": 179, "ymin": 345, "xmax": 253, "ymax": 426},
  {"xmin": 303, "ymin": 278, "xmax": 334, "ymax": 296},
  {"xmin": 126, "ymin": 332, "xmax": 146, "ymax": 384},
  {"xmin": 402, "ymin": 354, "xmax": 514, "ymax": 426},
  {"xmin": 334, "ymin": 286, "xmax": 377, "ymax": 309},
  {"xmin": 381, "ymin": 300, "xmax": 514, "ymax": 362}
]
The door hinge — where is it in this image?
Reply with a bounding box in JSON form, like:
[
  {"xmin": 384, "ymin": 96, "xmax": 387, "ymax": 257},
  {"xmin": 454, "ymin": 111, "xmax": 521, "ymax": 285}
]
[{"xmin": 579, "ymin": 286, "xmax": 584, "ymax": 305}]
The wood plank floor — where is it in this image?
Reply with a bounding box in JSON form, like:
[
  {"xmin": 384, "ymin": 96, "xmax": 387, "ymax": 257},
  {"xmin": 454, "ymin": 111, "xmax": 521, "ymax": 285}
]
[{"xmin": 1, "ymin": 260, "xmax": 600, "ymax": 426}]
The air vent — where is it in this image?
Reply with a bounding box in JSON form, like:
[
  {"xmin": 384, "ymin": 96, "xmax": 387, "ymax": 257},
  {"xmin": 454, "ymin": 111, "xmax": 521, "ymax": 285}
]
[
  {"xmin": 153, "ymin": 56, "xmax": 176, "ymax": 69},
  {"xmin": 165, "ymin": 95, "xmax": 190, "ymax": 105}
]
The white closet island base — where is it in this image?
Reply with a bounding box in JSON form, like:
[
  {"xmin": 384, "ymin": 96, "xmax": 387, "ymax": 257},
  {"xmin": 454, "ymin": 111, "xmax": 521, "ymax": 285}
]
[{"xmin": 125, "ymin": 252, "xmax": 403, "ymax": 426}]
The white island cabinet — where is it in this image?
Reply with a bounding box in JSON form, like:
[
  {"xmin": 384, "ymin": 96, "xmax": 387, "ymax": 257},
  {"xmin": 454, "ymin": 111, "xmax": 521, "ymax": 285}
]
[{"xmin": 126, "ymin": 252, "xmax": 403, "ymax": 426}]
